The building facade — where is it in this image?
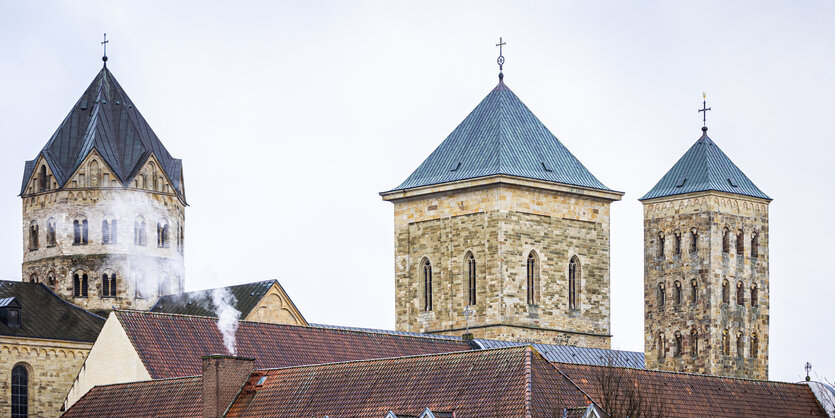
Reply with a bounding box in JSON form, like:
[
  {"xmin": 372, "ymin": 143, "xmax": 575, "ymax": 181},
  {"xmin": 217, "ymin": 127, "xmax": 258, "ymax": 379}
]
[
  {"xmin": 641, "ymin": 126, "xmax": 770, "ymax": 379},
  {"xmin": 19, "ymin": 63, "xmax": 186, "ymax": 313},
  {"xmin": 382, "ymin": 76, "xmax": 622, "ymax": 347}
]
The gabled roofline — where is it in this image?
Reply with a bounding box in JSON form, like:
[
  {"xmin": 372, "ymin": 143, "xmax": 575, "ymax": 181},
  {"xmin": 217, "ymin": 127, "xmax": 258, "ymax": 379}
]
[{"xmin": 381, "ymin": 174, "xmax": 624, "ymax": 203}]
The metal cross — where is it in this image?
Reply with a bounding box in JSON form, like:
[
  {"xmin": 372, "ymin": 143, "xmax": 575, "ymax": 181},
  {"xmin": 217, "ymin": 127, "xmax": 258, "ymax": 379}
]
[
  {"xmin": 463, "ymin": 306, "xmax": 474, "ymax": 334},
  {"xmin": 102, "ymin": 33, "xmax": 109, "ymax": 57},
  {"xmin": 496, "ymin": 37, "xmax": 506, "ymax": 72},
  {"xmin": 698, "ymin": 92, "xmax": 711, "ymax": 127}
]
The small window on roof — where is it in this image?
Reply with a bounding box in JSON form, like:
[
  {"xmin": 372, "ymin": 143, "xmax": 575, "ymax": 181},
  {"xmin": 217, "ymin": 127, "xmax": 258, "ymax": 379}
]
[
  {"xmin": 256, "ymin": 375, "xmax": 268, "ymax": 386},
  {"xmin": 541, "ymin": 162, "xmax": 552, "ymax": 172},
  {"xmin": 727, "ymin": 178, "xmax": 738, "ymax": 187},
  {"xmin": 450, "ymin": 162, "xmax": 462, "ymax": 172},
  {"xmin": 675, "ymin": 178, "xmax": 687, "ymax": 188}
]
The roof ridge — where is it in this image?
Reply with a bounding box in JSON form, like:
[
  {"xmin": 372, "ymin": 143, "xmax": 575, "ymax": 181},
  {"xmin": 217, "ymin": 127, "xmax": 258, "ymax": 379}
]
[
  {"xmin": 554, "ymin": 360, "xmax": 807, "ymax": 385},
  {"xmin": 255, "ymin": 345, "xmax": 525, "ymax": 373},
  {"xmin": 87, "ymin": 374, "xmax": 201, "ymax": 390},
  {"xmin": 523, "ymin": 346, "xmax": 534, "ymax": 417}
]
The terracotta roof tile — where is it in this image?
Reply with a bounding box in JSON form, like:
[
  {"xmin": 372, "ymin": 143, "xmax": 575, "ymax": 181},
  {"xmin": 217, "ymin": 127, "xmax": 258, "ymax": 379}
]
[
  {"xmin": 61, "ymin": 376, "xmax": 202, "ymax": 418},
  {"xmin": 556, "ymin": 363, "xmax": 828, "ymax": 417},
  {"xmin": 225, "ymin": 347, "xmax": 591, "ymax": 417},
  {"xmin": 116, "ymin": 311, "xmax": 472, "ymax": 379}
]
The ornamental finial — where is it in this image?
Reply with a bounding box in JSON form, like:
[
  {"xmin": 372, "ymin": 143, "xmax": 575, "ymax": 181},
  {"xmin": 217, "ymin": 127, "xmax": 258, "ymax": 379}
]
[
  {"xmin": 496, "ymin": 37, "xmax": 506, "ymax": 80},
  {"xmin": 101, "ymin": 33, "xmax": 110, "ymax": 66}
]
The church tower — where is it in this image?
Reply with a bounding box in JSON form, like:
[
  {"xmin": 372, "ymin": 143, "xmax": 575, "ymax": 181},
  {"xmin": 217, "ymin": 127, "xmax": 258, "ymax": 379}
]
[
  {"xmin": 19, "ymin": 57, "xmax": 186, "ymax": 314},
  {"xmin": 381, "ymin": 67, "xmax": 622, "ymax": 348},
  {"xmin": 641, "ymin": 121, "xmax": 770, "ymax": 379}
]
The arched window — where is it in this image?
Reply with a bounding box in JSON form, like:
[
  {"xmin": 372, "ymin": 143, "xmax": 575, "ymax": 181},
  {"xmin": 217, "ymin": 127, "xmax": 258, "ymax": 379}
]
[
  {"xmin": 722, "ymin": 329, "xmax": 730, "ymax": 355},
  {"xmin": 722, "ymin": 279, "xmax": 730, "ymax": 304},
  {"xmin": 568, "ymin": 256, "xmax": 580, "ymax": 311},
  {"xmin": 690, "ymin": 328, "xmax": 699, "ymax": 356},
  {"xmin": 422, "ymin": 259, "xmax": 433, "ymax": 311},
  {"xmin": 674, "ymin": 331, "xmax": 683, "ymax": 357},
  {"xmin": 466, "ymin": 252, "xmax": 476, "ymax": 306},
  {"xmin": 657, "ymin": 332, "xmax": 666, "ymax": 359},
  {"xmin": 157, "ymin": 219, "xmax": 170, "ymax": 248},
  {"xmin": 673, "ymin": 280, "xmax": 682, "ymax": 305},
  {"xmin": 736, "ymin": 229, "xmax": 745, "ymax": 255},
  {"xmin": 73, "ymin": 272, "xmax": 88, "ymax": 298},
  {"xmin": 689, "ymin": 228, "xmax": 698, "ymax": 254},
  {"xmin": 751, "ymin": 232, "xmax": 759, "ymax": 258},
  {"xmin": 46, "ymin": 218, "xmax": 56, "ymax": 247},
  {"xmin": 751, "ymin": 283, "xmax": 758, "ymax": 307},
  {"xmin": 673, "ymin": 230, "xmax": 681, "ymax": 255},
  {"xmin": 657, "ymin": 233, "xmax": 665, "ymax": 258},
  {"xmin": 46, "ymin": 271, "xmax": 56, "ymax": 291},
  {"xmin": 102, "ymin": 273, "xmax": 117, "ymax": 297},
  {"xmin": 82, "ymin": 219, "xmax": 89, "ymax": 244},
  {"xmin": 526, "ymin": 251, "xmax": 539, "ymax": 305},
  {"xmin": 90, "ymin": 160, "xmax": 100, "ymax": 187},
  {"xmin": 736, "ymin": 281, "xmax": 745, "ymax": 305},
  {"xmin": 28, "ymin": 221, "xmax": 38, "ymax": 250},
  {"xmin": 690, "ymin": 279, "xmax": 698, "ymax": 304},
  {"xmin": 38, "ymin": 164, "xmax": 48, "ymax": 192},
  {"xmin": 102, "ymin": 220, "xmax": 110, "ymax": 244},
  {"xmin": 73, "ymin": 220, "xmax": 81, "ymax": 244},
  {"xmin": 110, "ymin": 219, "xmax": 118, "ymax": 243},
  {"xmin": 29, "ymin": 274, "xmax": 38, "ymax": 283},
  {"xmin": 722, "ymin": 228, "xmax": 730, "ymax": 253},
  {"xmin": 134, "ymin": 217, "xmax": 146, "ymax": 246},
  {"xmin": 750, "ymin": 333, "xmax": 759, "ymax": 358},
  {"xmin": 736, "ymin": 331, "xmax": 744, "ymax": 357},
  {"xmin": 11, "ymin": 364, "xmax": 28, "ymax": 417},
  {"xmin": 657, "ymin": 282, "xmax": 666, "ymax": 308}
]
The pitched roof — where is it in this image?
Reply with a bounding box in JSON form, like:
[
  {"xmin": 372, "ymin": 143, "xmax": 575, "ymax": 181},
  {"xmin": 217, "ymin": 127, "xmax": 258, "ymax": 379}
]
[
  {"xmin": 149, "ymin": 280, "xmax": 302, "ymax": 322},
  {"xmin": 556, "ymin": 362, "xmax": 828, "ymax": 417},
  {"xmin": 640, "ymin": 127, "xmax": 769, "ymax": 201},
  {"xmin": 474, "ymin": 339, "xmax": 645, "ymax": 368},
  {"xmin": 21, "ymin": 66, "xmax": 185, "ymax": 201},
  {"xmin": 115, "ymin": 311, "xmax": 472, "ymax": 379},
  {"xmin": 61, "ymin": 376, "xmax": 202, "ymax": 418},
  {"xmin": 0, "ymin": 280, "xmax": 104, "ymax": 342},
  {"xmin": 388, "ymin": 80, "xmax": 614, "ymax": 193},
  {"xmin": 225, "ymin": 347, "xmax": 592, "ymax": 417}
]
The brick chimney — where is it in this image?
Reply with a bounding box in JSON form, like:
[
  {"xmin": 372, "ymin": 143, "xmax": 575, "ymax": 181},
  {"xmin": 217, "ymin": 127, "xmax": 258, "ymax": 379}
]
[{"xmin": 202, "ymin": 355, "xmax": 255, "ymax": 418}]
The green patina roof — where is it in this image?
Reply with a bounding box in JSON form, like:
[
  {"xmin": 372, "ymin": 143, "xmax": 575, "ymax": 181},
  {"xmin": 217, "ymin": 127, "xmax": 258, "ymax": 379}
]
[
  {"xmin": 640, "ymin": 128, "xmax": 770, "ymax": 201},
  {"xmin": 389, "ymin": 80, "xmax": 613, "ymax": 192}
]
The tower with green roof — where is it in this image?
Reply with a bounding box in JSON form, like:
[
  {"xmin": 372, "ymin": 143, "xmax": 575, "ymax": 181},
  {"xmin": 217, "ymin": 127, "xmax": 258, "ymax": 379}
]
[
  {"xmin": 641, "ymin": 125, "xmax": 770, "ymax": 379},
  {"xmin": 381, "ymin": 71, "xmax": 623, "ymax": 348}
]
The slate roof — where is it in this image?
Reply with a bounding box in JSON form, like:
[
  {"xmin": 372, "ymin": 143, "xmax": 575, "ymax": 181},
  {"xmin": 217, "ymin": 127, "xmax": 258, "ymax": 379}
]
[
  {"xmin": 640, "ymin": 127, "xmax": 769, "ymax": 201},
  {"xmin": 61, "ymin": 376, "xmax": 202, "ymax": 418},
  {"xmin": 474, "ymin": 339, "xmax": 645, "ymax": 368},
  {"xmin": 0, "ymin": 280, "xmax": 104, "ymax": 342},
  {"xmin": 115, "ymin": 311, "xmax": 472, "ymax": 379},
  {"xmin": 556, "ymin": 362, "xmax": 828, "ymax": 417},
  {"xmin": 149, "ymin": 280, "xmax": 302, "ymax": 321},
  {"xmin": 389, "ymin": 80, "xmax": 614, "ymax": 193},
  {"xmin": 21, "ymin": 66, "xmax": 185, "ymax": 201},
  {"xmin": 225, "ymin": 347, "xmax": 592, "ymax": 417}
]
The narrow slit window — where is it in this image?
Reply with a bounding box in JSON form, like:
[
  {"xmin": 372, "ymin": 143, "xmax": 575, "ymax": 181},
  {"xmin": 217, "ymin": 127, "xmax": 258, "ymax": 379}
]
[
  {"xmin": 423, "ymin": 259, "xmax": 432, "ymax": 311},
  {"xmin": 466, "ymin": 252, "xmax": 476, "ymax": 306}
]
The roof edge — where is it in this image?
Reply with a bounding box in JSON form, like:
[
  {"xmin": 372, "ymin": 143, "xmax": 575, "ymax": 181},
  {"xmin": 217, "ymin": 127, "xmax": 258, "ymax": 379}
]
[{"xmin": 638, "ymin": 189, "xmax": 773, "ymax": 203}]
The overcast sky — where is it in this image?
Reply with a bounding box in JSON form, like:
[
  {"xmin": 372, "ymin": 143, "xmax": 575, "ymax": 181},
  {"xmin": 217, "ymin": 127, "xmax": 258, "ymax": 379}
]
[{"xmin": 1, "ymin": 1, "xmax": 832, "ymax": 383}]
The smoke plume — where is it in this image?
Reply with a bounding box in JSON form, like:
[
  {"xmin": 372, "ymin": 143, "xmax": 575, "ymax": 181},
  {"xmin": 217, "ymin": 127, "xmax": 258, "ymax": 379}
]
[{"xmin": 211, "ymin": 287, "xmax": 241, "ymax": 355}]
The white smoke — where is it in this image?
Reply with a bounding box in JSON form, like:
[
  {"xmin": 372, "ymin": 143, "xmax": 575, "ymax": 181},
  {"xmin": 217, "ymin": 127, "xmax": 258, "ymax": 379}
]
[{"xmin": 211, "ymin": 287, "xmax": 241, "ymax": 355}]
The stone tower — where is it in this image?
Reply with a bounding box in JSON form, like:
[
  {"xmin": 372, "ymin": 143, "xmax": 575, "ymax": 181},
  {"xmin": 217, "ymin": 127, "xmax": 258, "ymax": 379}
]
[
  {"xmin": 19, "ymin": 62, "xmax": 186, "ymax": 313},
  {"xmin": 381, "ymin": 76, "xmax": 622, "ymax": 348},
  {"xmin": 641, "ymin": 126, "xmax": 770, "ymax": 379}
]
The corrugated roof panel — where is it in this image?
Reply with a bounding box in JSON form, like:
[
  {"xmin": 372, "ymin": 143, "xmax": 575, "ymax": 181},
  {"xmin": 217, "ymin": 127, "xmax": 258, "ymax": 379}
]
[
  {"xmin": 389, "ymin": 80, "xmax": 613, "ymax": 192},
  {"xmin": 473, "ymin": 338, "xmax": 645, "ymax": 368},
  {"xmin": 641, "ymin": 128, "xmax": 769, "ymax": 201}
]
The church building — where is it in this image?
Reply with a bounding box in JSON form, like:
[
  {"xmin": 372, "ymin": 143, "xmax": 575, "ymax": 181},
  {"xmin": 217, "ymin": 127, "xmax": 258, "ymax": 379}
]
[
  {"xmin": 381, "ymin": 65, "xmax": 623, "ymax": 348},
  {"xmin": 641, "ymin": 120, "xmax": 771, "ymax": 379},
  {"xmin": 18, "ymin": 55, "xmax": 186, "ymax": 313}
]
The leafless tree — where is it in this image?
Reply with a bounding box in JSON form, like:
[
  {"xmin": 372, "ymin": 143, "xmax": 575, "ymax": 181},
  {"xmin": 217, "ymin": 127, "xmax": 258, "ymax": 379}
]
[{"xmin": 591, "ymin": 353, "xmax": 666, "ymax": 418}]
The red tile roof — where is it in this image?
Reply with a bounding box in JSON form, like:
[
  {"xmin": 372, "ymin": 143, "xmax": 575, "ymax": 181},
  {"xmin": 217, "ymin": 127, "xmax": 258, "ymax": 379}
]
[
  {"xmin": 115, "ymin": 311, "xmax": 472, "ymax": 379},
  {"xmin": 61, "ymin": 376, "xmax": 202, "ymax": 418},
  {"xmin": 556, "ymin": 363, "xmax": 828, "ymax": 417},
  {"xmin": 225, "ymin": 346, "xmax": 591, "ymax": 417}
]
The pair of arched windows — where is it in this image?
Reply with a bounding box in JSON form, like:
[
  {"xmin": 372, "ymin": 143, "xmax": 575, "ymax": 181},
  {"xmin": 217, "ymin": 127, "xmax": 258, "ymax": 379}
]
[
  {"xmin": 73, "ymin": 272, "xmax": 89, "ymax": 298},
  {"xmin": 102, "ymin": 219, "xmax": 118, "ymax": 244},
  {"xmin": 28, "ymin": 221, "xmax": 39, "ymax": 250},
  {"xmin": 134, "ymin": 218, "xmax": 147, "ymax": 246},
  {"xmin": 157, "ymin": 220, "xmax": 170, "ymax": 248},
  {"xmin": 46, "ymin": 218, "xmax": 56, "ymax": 246},
  {"xmin": 11, "ymin": 364, "xmax": 28, "ymax": 417},
  {"xmin": 102, "ymin": 273, "xmax": 117, "ymax": 297},
  {"xmin": 73, "ymin": 219, "xmax": 89, "ymax": 245},
  {"xmin": 38, "ymin": 164, "xmax": 49, "ymax": 192},
  {"xmin": 526, "ymin": 252, "xmax": 580, "ymax": 310}
]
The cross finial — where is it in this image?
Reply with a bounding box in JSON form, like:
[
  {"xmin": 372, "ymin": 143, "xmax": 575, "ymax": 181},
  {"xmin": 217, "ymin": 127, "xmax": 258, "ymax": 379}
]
[
  {"xmin": 101, "ymin": 33, "xmax": 110, "ymax": 66},
  {"xmin": 463, "ymin": 306, "xmax": 474, "ymax": 334},
  {"xmin": 698, "ymin": 92, "xmax": 711, "ymax": 131},
  {"xmin": 496, "ymin": 37, "xmax": 506, "ymax": 80}
]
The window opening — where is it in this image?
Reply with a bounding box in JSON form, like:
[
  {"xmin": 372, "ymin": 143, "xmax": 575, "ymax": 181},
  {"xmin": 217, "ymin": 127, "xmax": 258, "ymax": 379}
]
[
  {"xmin": 674, "ymin": 231, "xmax": 681, "ymax": 255},
  {"xmin": 466, "ymin": 253, "xmax": 476, "ymax": 306},
  {"xmin": 423, "ymin": 259, "xmax": 432, "ymax": 311},
  {"xmin": 690, "ymin": 279, "xmax": 698, "ymax": 304},
  {"xmin": 722, "ymin": 228, "xmax": 730, "ymax": 253},
  {"xmin": 674, "ymin": 331, "xmax": 682, "ymax": 357},
  {"xmin": 568, "ymin": 257, "xmax": 579, "ymax": 311},
  {"xmin": 751, "ymin": 232, "xmax": 759, "ymax": 258},
  {"xmin": 674, "ymin": 281, "xmax": 682, "ymax": 305},
  {"xmin": 722, "ymin": 280, "xmax": 729, "ymax": 304},
  {"xmin": 11, "ymin": 365, "xmax": 28, "ymax": 418},
  {"xmin": 750, "ymin": 333, "xmax": 759, "ymax": 358},
  {"xmin": 722, "ymin": 329, "xmax": 730, "ymax": 355},
  {"xmin": 690, "ymin": 328, "xmax": 699, "ymax": 356},
  {"xmin": 690, "ymin": 229, "xmax": 698, "ymax": 253},
  {"xmin": 658, "ymin": 233, "xmax": 665, "ymax": 258},
  {"xmin": 657, "ymin": 283, "xmax": 666, "ymax": 308},
  {"xmin": 526, "ymin": 252, "xmax": 539, "ymax": 305},
  {"xmin": 736, "ymin": 281, "xmax": 745, "ymax": 306},
  {"xmin": 750, "ymin": 283, "xmax": 758, "ymax": 307},
  {"xmin": 736, "ymin": 331, "xmax": 744, "ymax": 357},
  {"xmin": 736, "ymin": 229, "xmax": 744, "ymax": 255}
]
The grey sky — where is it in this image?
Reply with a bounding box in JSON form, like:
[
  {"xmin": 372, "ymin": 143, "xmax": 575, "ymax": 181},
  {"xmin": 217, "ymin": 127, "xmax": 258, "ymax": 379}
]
[{"xmin": 1, "ymin": 1, "xmax": 832, "ymax": 383}]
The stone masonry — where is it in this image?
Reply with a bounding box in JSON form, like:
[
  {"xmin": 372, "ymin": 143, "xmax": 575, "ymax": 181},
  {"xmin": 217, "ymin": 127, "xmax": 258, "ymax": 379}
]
[
  {"xmin": 21, "ymin": 153, "xmax": 185, "ymax": 313},
  {"xmin": 382, "ymin": 175, "xmax": 622, "ymax": 348},
  {"xmin": 643, "ymin": 191, "xmax": 770, "ymax": 379}
]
